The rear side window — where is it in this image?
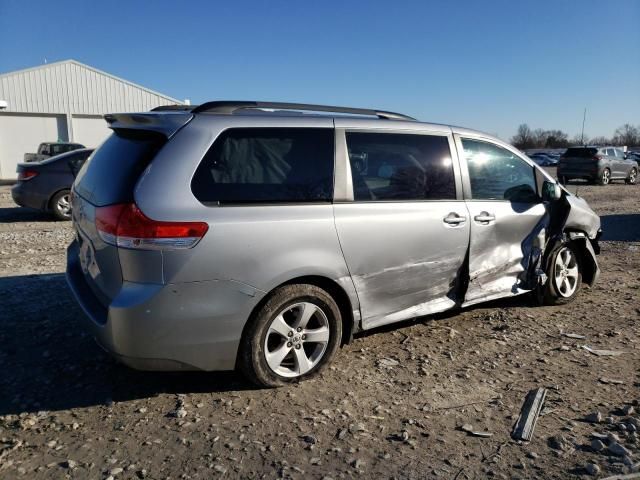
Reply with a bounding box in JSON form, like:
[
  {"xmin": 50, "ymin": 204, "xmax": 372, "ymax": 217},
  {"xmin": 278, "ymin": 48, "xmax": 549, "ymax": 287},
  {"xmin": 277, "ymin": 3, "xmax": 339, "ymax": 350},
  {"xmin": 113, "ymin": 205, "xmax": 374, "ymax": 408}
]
[
  {"xmin": 345, "ymin": 132, "xmax": 456, "ymax": 201},
  {"xmin": 191, "ymin": 128, "xmax": 334, "ymax": 204},
  {"xmin": 74, "ymin": 130, "xmax": 165, "ymax": 206},
  {"xmin": 563, "ymin": 147, "xmax": 598, "ymax": 158}
]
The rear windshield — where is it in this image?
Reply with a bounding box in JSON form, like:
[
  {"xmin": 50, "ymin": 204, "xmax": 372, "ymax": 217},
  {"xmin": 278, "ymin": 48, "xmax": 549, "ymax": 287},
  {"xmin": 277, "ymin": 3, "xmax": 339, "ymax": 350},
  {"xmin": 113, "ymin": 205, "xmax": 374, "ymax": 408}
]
[
  {"xmin": 74, "ymin": 130, "xmax": 166, "ymax": 206},
  {"xmin": 191, "ymin": 128, "xmax": 334, "ymax": 204},
  {"xmin": 563, "ymin": 147, "xmax": 598, "ymax": 158}
]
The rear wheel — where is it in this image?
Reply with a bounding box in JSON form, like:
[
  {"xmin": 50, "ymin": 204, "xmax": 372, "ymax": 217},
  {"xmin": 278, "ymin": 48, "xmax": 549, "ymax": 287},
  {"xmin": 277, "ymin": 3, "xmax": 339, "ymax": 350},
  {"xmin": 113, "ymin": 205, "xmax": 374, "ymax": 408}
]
[
  {"xmin": 598, "ymin": 168, "xmax": 611, "ymax": 185},
  {"xmin": 239, "ymin": 284, "xmax": 342, "ymax": 387},
  {"xmin": 539, "ymin": 243, "xmax": 582, "ymax": 305},
  {"xmin": 50, "ymin": 189, "xmax": 72, "ymax": 220},
  {"xmin": 626, "ymin": 168, "xmax": 637, "ymax": 185}
]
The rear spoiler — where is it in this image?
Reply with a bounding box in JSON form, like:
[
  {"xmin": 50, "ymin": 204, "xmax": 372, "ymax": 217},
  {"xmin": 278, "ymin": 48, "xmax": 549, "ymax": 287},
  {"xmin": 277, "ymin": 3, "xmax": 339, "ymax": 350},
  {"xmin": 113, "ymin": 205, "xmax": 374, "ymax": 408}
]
[{"xmin": 103, "ymin": 112, "xmax": 193, "ymax": 138}]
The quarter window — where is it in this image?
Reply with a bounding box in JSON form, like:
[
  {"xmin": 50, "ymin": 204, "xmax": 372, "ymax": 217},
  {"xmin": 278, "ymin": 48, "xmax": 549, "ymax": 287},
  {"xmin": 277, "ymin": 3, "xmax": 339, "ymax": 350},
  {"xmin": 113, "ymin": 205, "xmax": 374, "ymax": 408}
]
[
  {"xmin": 461, "ymin": 139, "xmax": 538, "ymax": 203},
  {"xmin": 191, "ymin": 128, "xmax": 334, "ymax": 204},
  {"xmin": 345, "ymin": 132, "xmax": 456, "ymax": 201}
]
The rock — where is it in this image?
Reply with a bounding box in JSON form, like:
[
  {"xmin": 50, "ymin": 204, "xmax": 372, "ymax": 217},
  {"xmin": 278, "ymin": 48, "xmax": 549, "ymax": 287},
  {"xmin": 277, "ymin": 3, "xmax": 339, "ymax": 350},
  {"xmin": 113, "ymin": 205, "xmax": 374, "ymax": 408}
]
[
  {"xmin": 136, "ymin": 469, "xmax": 147, "ymax": 479},
  {"xmin": 377, "ymin": 358, "xmax": 399, "ymax": 368},
  {"xmin": 585, "ymin": 463, "xmax": 600, "ymax": 476},
  {"xmin": 214, "ymin": 465, "xmax": 227, "ymax": 474},
  {"xmin": 526, "ymin": 451, "xmax": 539, "ymax": 459},
  {"xmin": 336, "ymin": 428, "xmax": 347, "ymax": 440},
  {"xmin": 622, "ymin": 405, "xmax": 635, "ymax": 415},
  {"xmin": 350, "ymin": 458, "xmax": 365, "ymax": 469},
  {"xmin": 109, "ymin": 467, "xmax": 124, "ymax": 475},
  {"xmin": 584, "ymin": 412, "xmax": 602, "ymax": 423},
  {"xmin": 137, "ymin": 407, "xmax": 147, "ymax": 414},
  {"xmin": 61, "ymin": 460, "xmax": 76, "ymax": 469},
  {"xmin": 590, "ymin": 439, "xmax": 605, "ymax": 452},
  {"xmin": 301, "ymin": 435, "xmax": 317, "ymax": 444},
  {"xmin": 608, "ymin": 441, "xmax": 632, "ymax": 457},
  {"xmin": 607, "ymin": 432, "xmax": 621, "ymax": 444},
  {"xmin": 548, "ymin": 435, "xmax": 572, "ymax": 452},
  {"xmin": 173, "ymin": 408, "xmax": 187, "ymax": 419}
]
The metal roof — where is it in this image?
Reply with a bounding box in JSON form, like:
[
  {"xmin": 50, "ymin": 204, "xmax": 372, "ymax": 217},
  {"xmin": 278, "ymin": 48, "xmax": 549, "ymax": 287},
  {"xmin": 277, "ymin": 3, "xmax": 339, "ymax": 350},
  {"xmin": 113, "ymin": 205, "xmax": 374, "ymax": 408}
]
[{"xmin": 0, "ymin": 59, "xmax": 182, "ymax": 115}]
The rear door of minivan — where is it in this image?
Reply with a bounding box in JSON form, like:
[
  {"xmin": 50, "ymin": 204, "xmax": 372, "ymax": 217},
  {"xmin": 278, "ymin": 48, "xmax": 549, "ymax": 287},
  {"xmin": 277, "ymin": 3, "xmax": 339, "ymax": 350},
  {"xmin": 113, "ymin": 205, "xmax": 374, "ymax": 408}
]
[{"xmin": 333, "ymin": 122, "xmax": 469, "ymax": 329}]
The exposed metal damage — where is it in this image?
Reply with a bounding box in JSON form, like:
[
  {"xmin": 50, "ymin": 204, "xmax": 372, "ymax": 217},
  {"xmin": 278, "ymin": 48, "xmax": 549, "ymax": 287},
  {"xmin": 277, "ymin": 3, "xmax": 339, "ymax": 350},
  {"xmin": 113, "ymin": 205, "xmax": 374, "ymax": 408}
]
[{"xmin": 351, "ymin": 187, "xmax": 601, "ymax": 332}]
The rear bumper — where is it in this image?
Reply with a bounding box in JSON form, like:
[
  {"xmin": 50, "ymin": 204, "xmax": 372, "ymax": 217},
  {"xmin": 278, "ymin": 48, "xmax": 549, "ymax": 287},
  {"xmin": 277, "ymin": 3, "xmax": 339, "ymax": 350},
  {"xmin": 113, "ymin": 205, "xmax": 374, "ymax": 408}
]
[
  {"xmin": 557, "ymin": 166, "xmax": 601, "ymax": 180},
  {"xmin": 65, "ymin": 240, "xmax": 265, "ymax": 371},
  {"xmin": 11, "ymin": 182, "xmax": 48, "ymax": 210}
]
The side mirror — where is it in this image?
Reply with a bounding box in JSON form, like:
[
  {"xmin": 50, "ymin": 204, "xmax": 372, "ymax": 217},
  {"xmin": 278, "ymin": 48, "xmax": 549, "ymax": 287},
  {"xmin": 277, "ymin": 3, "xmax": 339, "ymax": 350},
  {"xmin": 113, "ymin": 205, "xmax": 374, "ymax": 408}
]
[{"xmin": 542, "ymin": 180, "xmax": 561, "ymax": 202}]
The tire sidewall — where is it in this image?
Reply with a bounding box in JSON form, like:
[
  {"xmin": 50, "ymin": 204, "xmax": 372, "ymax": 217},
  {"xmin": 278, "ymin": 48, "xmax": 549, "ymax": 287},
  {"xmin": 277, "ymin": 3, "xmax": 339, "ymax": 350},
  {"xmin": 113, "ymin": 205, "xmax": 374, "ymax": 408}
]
[
  {"xmin": 241, "ymin": 284, "xmax": 342, "ymax": 387},
  {"xmin": 627, "ymin": 168, "xmax": 637, "ymax": 185}
]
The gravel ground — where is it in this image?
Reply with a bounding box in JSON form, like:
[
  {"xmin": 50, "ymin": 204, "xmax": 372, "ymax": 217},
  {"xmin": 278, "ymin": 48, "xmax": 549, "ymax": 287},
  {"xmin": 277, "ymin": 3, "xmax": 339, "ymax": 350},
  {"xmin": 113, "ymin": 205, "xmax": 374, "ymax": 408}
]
[{"xmin": 0, "ymin": 174, "xmax": 639, "ymax": 479}]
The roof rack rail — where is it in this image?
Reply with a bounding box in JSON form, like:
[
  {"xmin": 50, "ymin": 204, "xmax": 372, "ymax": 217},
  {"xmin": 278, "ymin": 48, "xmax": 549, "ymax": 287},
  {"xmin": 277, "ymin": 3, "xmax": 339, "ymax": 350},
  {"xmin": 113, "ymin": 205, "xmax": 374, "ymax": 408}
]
[
  {"xmin": 150, "ymin": 104, "xmax": 198, "ymax": 112},
  {"xmin": 190, "ymin": 101, "xmax": 415, "ymax": 121}
]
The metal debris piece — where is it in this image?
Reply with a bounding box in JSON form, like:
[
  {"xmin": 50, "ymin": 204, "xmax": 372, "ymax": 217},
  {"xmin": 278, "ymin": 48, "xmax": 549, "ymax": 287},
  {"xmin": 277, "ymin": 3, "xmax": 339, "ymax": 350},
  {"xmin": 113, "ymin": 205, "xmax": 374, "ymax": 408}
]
[
  {"xmin": 599, "ymin": 473, "xmax": 640, "ymax": 480},
  {"xmin": 598, "ymin": 377, "xmax": 624, "ymax": 385},
  {"xmin": 511, "ymin": 388, "xmax": 547, "ymax": 441},
  {"xmin": 582, "ymin": 346, "xmax": 626, "ymax": 357},
  {"xmin": 459, "ymin": 423, "xmax": 493, "ymax": 438},
  {"xmin": 561, "ymin": 332, "xmax": 586, "ymax": 339}
]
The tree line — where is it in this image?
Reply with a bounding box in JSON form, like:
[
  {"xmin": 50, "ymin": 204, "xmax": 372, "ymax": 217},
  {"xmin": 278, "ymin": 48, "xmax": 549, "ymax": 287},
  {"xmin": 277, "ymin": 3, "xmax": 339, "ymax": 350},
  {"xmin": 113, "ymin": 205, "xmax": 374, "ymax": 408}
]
[{"xmin": 511, "ymin": 123, "xmax": 640, "ymax": 150}]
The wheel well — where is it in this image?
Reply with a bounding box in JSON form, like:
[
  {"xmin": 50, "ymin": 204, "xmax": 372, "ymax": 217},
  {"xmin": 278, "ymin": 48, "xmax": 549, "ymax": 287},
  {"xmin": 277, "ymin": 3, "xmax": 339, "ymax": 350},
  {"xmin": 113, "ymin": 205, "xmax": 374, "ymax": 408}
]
[
  {"xmin": 244, "ymin": 275, "xmax": 356, "ymax": 348},
  {"xmin": 48, "ymin": 188, "xmax": 70, "ymax": 210},
  {"xmin": 563, "ymin": 231, "xmax": 598, "ymax": 286}
]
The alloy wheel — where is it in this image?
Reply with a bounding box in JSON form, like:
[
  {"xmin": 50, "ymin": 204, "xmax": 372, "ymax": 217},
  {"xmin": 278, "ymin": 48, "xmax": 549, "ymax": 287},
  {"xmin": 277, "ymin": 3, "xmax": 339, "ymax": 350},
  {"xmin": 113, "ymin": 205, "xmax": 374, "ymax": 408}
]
[
  {"xmin": 554, "ymin": 247, "xmax": 579, "ymax": 298},
  {"xmin": 601, "ymin": 169, "xmax": 611, "ymax": 185},
  {"xmin": 263, "ymin": 302, "xmax": 330, "ymax": 378},
  {"xmin": 57, "ymin": 193, "xmax": 71, "ymax": 218}
]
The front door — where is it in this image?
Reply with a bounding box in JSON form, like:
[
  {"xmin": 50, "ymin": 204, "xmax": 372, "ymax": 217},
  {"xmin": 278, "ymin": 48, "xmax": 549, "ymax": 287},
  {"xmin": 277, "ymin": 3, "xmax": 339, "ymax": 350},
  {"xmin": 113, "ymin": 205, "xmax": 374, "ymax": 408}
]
[
  {"xmin": 456, "ymin": 136, "xmax": 547, "ymax": 306},
  {"xmin": 333, "ymin": 128, "xmax": 469, "ymax": 329}
]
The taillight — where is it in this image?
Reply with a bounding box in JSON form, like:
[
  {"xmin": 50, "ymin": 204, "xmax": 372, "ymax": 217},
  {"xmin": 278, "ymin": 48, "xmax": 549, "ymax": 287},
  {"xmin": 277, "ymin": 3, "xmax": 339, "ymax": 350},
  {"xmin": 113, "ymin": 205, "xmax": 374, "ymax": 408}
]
[
  {"xmin": 594, "ymin": 155, "xmax": 602, "ymax": 161},
  {"xmin": 95, "ymin": 203, "xmax": 208, "ymax": 250},
  {"xmin": 18, "ymin": 170, "xmax": 39, "ymax": 181}
]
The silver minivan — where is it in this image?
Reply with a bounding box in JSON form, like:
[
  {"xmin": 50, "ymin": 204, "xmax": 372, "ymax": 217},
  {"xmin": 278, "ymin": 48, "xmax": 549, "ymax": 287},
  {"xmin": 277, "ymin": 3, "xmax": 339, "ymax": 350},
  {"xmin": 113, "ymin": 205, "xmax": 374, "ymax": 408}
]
[{"xmin": 66, "ymin": 101, "xmax": 601, "ymax": 387}]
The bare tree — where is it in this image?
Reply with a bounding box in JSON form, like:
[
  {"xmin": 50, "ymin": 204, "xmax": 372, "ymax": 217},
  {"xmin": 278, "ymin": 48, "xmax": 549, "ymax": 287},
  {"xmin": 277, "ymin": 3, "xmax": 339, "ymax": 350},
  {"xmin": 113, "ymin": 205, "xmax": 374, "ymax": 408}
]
[
  {"xmin": 589, "ymin": 136, "xmax": 610, "ymax": 146},
  {"xmin": 511, "ymin": 124, "xmax": 535, "ymax": 149},
  {"xmin": 612, "ymin": 124, "xmax": 639, "ymax": 147}
]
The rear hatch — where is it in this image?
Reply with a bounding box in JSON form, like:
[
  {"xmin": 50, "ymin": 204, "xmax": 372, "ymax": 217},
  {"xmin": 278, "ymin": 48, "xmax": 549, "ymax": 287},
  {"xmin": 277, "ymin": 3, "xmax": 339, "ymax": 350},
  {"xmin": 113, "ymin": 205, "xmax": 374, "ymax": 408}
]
[
  {"xmin": 560, "ymin": 147, "xmax": 599, "ymax": 169},
  {"xmin": 72, "ymin": 128, "xmax": 169, "ymax": 306}
]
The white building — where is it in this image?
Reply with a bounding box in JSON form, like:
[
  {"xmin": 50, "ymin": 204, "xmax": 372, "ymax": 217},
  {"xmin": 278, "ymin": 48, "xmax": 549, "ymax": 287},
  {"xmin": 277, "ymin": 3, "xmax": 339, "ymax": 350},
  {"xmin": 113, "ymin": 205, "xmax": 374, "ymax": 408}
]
[{"xmin": 0, "ymin": 59, "xmax": 182, "ymax": 180}]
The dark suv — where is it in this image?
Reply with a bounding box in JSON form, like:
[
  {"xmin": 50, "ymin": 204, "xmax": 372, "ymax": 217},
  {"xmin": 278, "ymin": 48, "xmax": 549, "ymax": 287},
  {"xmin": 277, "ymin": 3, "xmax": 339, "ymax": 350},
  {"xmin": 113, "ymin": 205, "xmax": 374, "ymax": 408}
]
[{"xmin": 558, "ymin": 146, "xmax": 638, "ymax": 185}]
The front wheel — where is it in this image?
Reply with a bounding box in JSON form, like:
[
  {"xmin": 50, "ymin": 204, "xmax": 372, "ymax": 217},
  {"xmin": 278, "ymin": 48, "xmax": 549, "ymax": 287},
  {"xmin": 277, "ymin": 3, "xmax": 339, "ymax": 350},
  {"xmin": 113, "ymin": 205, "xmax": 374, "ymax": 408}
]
[
  {"xmin": 50, "ymin": 189, "xmax": 72, "ymax": 221},
  {"xmin": 238, "ymin": 284, "xmax": 342, "ymax": 387},
  {"xmin": 626, "ymin": 168, "xmax": 637, "ymax": 185},
  {"xmin": 539, "ymin": 243, "xmax": 582, "ymax": 305},
  {"xmin": 598, "ymin": 168, "xmax": 611, "ymax": 185}
]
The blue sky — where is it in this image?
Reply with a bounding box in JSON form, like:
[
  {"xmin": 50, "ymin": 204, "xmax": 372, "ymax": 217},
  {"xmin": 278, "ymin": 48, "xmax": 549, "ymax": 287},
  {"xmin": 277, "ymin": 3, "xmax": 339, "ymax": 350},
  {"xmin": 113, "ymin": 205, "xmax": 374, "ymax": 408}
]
[{"xmin": 1, "ymin": 0, "xmax": 638, "ymax": 140}]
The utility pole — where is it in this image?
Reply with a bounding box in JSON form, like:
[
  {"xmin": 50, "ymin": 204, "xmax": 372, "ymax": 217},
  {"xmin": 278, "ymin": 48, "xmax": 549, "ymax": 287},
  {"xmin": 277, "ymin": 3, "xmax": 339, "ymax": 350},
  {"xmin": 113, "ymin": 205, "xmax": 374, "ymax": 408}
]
[{"xmin": 580, "ymin": 108, "xmax": 587, "ymax": 145}]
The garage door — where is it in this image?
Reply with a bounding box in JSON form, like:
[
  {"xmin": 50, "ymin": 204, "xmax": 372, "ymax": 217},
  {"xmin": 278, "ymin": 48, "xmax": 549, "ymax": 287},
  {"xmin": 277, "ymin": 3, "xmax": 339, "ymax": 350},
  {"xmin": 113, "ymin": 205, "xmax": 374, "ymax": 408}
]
[
  {"xmin": 72, "ymin": 115, "xmax": 112, "ymax": 149},
  {"xmin": 0, "ymin": 113, "xmax": 67, "ymax": 181}
]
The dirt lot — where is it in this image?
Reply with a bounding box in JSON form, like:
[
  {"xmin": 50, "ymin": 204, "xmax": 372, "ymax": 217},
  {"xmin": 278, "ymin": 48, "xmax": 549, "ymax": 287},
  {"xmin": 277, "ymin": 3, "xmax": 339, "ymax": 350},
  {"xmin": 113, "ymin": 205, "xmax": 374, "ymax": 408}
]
[{"xmin": 0, "ymin": 174, "xmax": 639, "ymax": 480}]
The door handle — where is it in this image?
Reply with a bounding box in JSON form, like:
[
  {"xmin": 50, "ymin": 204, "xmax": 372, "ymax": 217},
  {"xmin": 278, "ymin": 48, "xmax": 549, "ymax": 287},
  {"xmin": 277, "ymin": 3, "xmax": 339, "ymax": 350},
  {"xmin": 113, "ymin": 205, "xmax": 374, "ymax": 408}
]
[
  {"xmin": 474, "ymin": 212, "xmax": 496, "ymax": 223},
  {"xmin": 443, "ymin": 213, "xmax": 467, "ymax": 225}
]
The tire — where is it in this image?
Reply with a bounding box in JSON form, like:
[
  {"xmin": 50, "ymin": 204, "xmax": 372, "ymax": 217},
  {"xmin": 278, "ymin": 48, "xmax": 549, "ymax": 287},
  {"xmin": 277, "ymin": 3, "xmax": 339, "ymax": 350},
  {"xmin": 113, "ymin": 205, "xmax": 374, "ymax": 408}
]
[
  {"xmin": 598, "ymin": 168, "xmax": 611, "ymax": 186},
  {"xmin": 50, "ymin": 189, "xmax": 72, "ymax": 221},
  {"xmin": 626, "ymin": 168, "xmax": 637, "ymax": 185},
  {"xmin": 238, "ymin": 284, "xmax": 342, "ymax": 387},
  {"xmin": 540, "ymin": 243, "xmax": 582, "ymax": 305}
]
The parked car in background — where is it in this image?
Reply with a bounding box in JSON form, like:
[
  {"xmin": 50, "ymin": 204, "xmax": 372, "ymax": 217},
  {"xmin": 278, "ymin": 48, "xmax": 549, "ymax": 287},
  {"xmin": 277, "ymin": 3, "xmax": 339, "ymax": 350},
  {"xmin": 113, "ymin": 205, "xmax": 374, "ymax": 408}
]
[
  {"xmin": 66, "ymin": 101, "xmax": 601, "ymax": 387},
  {"xmin": 11, "ymin": 149, "xmax": 94, "ymax": 220},
  {"xmin": 529, "ymin": 153, "xmax": 556, "ymax": 166},
  {"xmin": 23, "ymin": 141, "xmax": 85, "ymax": 163},
  {"xmin": 626, "ymin": 151, "xmax": 640, "ymax": 165},
  {"xmin": 558, "ymin": 146, "xmax": 637, "ymax": 185}
]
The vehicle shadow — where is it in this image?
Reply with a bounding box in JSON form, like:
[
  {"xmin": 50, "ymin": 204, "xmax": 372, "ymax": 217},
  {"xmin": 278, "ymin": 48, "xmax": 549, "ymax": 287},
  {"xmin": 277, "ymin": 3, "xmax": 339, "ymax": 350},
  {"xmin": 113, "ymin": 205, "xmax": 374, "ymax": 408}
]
[
  {"xmin": 0, "ymin": 206, "xmax": 57, "ymax": 223},
  {"xmin": 600, "ymin": 213, "xmax": 640, "ymax": 242},
  {"xmin": 0, "ymin": 273, "xmax": 256, "ymax": 416}
]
